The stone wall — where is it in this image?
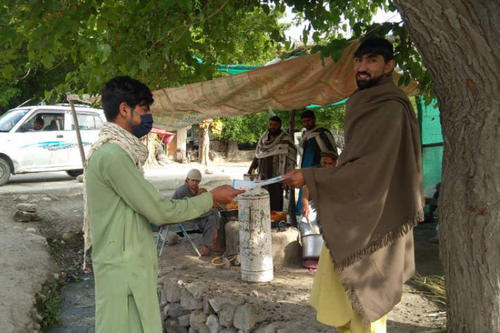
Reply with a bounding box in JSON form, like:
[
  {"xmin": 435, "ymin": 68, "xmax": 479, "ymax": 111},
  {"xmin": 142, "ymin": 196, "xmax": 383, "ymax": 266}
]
[
  {"xmin": 157, "ymin": 225, "xmax": 304, "ymax": 333},
  {"xmin": 158, "ymin": 277, "xmax": 295, "ymax": 333}
]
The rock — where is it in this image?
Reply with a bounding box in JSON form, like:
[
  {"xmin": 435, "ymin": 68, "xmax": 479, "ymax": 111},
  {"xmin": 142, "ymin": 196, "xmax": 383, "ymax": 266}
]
[
  {"xmin": 185, "ymin": 281, "xmax": 208, "ymax": 299},
  {"xmin": 16, "ymin": 203, "xmax": 37, "ymax": 212},
  {"xmin": 218, "ymin": 304, "xmax": 236, "ymax": 328},
  {"xmin": 181, "ymin": 288, "xmax": 203, "ymax": 310},
  {"xmin": 159, "ymin": 288, "xmax": 168, "ymax": 307},
  {"xmin": 61, "ymin": 232, "xmax": 74, "ymax": 242},
  {"xmin": 42, "ymin": 196, "xmax": 52, "ymax": 201},
  {"xmin": 219, "ymin": 329, "xmax": 238, "ymax": 333},
  {"xmin": 178, "ymin": 313, "xmax": 190, "ymax": 326},
  {"xmin": 203, "ymin": 296, "xmax": 211, "ymax": 314},
  {"xmin": 189, "ymin": 310, "xmax": 207, "ymax": 328},
  {"xmin": 190, "ymin": 323, "xmax": 209, "ymax": 333},
  {"xmin": 13, "ymin": 211, "xmax": 38, "ymax": 222},
  {"xmin": 166, "ymin": 303, "xmax": 189, "ymax": 319},
  {"xmin": 26, "ymin": 228, "xmax": 37, "ymax": 233},
  {"xmin": 165, "ymin": 319, "xmax": 188, "ymax": 333},
  {"xmin": 76, "ymin": 174, "xmax": 84, "ymax": 182},
  {"xmin": 17, "ymin": 194, "xmax": 30, "ymax": 201},
  {"xmin": 208, "ymin": 296, "xmax": 244, "ymax": 313},
  {"xmin": 250, "ymin": 290, "xmax": 259, "ymax": 298},
  {"xmin": 206, "ymin": 314, "xmax": 220, "ymax": 333},
  {"xmin": 165, "ymin": 279, "xmax": 182, "ymax": 303},
  {"xmin": 255, "ymin": 322, "xmax": 283, "ymax": 333},
  {"xmin": 208, "ymin": 297, "xmax": 225, "ymax": 313},
  {"xmin": 233, "ymin": 303, "xmax": 259, "ymax": 331}
]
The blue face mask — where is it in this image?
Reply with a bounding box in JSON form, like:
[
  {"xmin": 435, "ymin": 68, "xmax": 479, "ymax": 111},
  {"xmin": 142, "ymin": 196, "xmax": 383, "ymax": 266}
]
[{"xmin": 132, "ymin": 113, "xmax": 154, "ymax": 138}]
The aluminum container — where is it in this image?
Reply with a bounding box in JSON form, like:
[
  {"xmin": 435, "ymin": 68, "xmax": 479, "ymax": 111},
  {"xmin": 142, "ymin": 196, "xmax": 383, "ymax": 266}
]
[{"xmin": 302, "ymin": 234, "xmax": 323, "ymax": 259}]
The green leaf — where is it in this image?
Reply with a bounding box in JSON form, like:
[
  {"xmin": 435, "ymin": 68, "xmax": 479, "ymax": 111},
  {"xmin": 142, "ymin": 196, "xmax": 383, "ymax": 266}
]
[{"xmin": 98, "ymin": 43, "xmax": 112, "ymax": 63}]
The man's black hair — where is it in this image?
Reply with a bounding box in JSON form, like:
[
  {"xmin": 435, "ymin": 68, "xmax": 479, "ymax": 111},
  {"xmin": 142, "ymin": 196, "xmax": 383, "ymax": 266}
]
[
  {"xmin": 301, "ymin": 109, "xmax": 315, "ymax": 119},
  {"xmin": 34, "ymin": 115, "xmax": 44, "ymax": 126},
  {"xmin": 101, "ymin": 76, "xmax": 154, "ymax": 121},
  {"xmin": 354, "ymin": 37, "xmax": 394, "ymax": 62},
  {"xmin": 269, "ymin": 116, "xmax": 281, "ymax": 125}
]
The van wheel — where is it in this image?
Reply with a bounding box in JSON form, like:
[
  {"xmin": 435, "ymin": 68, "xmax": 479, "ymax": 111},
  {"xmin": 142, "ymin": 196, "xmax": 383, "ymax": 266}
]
[
  {"xmin": 0, "ymin": 158, "xmax": 11, "ymax": 186},
  {"xmin": 66, "ymin": 169, "xmax": 83, "ymax": 177}
]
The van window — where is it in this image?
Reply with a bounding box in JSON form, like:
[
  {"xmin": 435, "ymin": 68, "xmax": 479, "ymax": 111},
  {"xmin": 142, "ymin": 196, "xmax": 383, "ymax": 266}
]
[
  {"xmin": 0, "ymin": 108, "xmax": 30, "ymax": 132},
  {"xmin": 70, "ymin": 113, "xmax": 103, "ymax": 130},
  {"xmin": 17, "ymin": 112, "xmax": 64, "ymax": 132}
]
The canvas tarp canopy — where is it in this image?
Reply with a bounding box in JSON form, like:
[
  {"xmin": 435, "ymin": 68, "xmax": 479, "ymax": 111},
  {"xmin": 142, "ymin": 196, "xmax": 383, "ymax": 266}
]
[{"xmin": 151, "ymin": 40, "xmax": 418, "ymax": 129}]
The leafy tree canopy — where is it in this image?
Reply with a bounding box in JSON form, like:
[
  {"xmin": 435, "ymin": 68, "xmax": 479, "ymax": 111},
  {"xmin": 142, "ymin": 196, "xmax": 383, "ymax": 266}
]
[{"xmin": 0, "ymin": 0, "xmax": 287, "ymax": 111}]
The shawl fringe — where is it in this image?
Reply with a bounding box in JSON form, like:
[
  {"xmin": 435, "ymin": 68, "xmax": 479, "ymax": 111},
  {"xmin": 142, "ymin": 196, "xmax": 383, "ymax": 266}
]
[
  {"xmin": 326, "ymin": 214, "xmax": 422, "ymax": 326},
  {"xmin": 333, "ymin": 215, "xmax": 421, "ymax": 273}
]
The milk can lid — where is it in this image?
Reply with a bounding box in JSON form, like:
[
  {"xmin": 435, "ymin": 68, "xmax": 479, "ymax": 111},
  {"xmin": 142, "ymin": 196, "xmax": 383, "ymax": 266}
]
[{"xmin": 237, "ymin": 187, "xmax": 269, "ymax": 199}]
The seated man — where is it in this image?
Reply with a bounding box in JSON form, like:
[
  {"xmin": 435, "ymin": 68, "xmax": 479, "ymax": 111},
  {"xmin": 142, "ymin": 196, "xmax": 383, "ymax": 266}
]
[
  {"xmin": 33, "ymin": 116, "xmax": 44, "ymax": 130},
  {"xmin": 172, "ymin": 169, "xmax": 221, "ymax": 256}
]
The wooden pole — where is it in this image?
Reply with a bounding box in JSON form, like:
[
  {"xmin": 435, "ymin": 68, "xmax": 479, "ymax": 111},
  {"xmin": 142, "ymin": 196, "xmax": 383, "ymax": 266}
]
[
  {"xmin": 69, "ymin": 100, "xmax": 87, "ymax": 169},
  {"xmin": 288, "ymin": 109, "xmax": 297, "ymax": 226}
]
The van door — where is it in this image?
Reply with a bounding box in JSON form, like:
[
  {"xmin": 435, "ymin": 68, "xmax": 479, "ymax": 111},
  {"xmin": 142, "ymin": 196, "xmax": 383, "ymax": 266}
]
[{"xmin": 11, "ymin": 111, "xmax": 68, "ymax": 172}]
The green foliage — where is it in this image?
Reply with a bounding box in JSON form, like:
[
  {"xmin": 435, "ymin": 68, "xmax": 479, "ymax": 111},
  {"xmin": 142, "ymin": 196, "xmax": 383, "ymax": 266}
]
[
  {"xmin": 215, "ymin": 104, "xmax": 345, "ymax": 144},
  {"xmin": 1, "ymin": 0, "xmax": 435, "ymax": 112},
  {"xmin": 0, "ymin": 1, "xmax": 285, "ymax": 110},
  {"xmin": 215, "ymin": 112, "xmax": 275, "ymax": 144},
  {"xmin": 37, "ymin": 281, "xmax": 62, "ymax": 331}
]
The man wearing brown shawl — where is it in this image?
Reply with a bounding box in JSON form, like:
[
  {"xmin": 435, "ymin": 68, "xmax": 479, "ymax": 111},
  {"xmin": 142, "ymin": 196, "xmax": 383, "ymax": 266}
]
[
  {"xmin": 283, "ymin": 38, "xmax": 424, "ymax": 332},
  {"xmin": 249, "ymin": 116, "xmax": 297, "ymax": 211}
]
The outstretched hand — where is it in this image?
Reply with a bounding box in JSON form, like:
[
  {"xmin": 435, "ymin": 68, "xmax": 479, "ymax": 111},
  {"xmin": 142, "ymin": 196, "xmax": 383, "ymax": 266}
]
[
  {"xmin": 210, "ymin": 185, "xmax": 245, "ymax": 204},
  {"xmin": 282, "ymin": 169, "xmax": 305, "ymax": 188}
]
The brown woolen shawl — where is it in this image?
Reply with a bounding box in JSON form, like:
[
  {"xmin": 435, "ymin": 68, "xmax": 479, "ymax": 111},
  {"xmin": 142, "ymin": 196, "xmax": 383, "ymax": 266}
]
[{"xmin": 302, "ymin": 74, "xmax": 424, "ymax": 323}]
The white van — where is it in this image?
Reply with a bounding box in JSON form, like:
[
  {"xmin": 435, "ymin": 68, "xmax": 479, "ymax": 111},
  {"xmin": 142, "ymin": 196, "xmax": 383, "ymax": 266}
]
[{"xmin": 0, "ymin": 104, "xmax": 106, "ymax": 185}]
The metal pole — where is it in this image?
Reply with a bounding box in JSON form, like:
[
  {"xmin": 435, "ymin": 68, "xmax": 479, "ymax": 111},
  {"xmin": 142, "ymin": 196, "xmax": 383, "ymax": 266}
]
[
  {"xmin": 288, "ymin": 109, "xmax": 297, "ymax": 227},
  {"xmin": 69, "ymin": 100, "xmax": 87, "ymax": 168}
]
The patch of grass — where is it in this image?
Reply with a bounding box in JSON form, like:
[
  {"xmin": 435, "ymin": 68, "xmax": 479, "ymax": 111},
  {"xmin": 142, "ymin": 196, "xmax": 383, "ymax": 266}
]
[
  {"xmin": 36, "ymin": 281, "xmax": 63, "ymax": 332},
  {"xmin": 408, "ymin": 273, "xmax": 446, "ymax": 308}
]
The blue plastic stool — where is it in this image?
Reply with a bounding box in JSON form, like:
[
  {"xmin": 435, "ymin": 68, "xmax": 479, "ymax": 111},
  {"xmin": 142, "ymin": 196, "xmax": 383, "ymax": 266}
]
[{"xmin": 156, "ymin": 224, "xmax": 201, "ymax": 257}]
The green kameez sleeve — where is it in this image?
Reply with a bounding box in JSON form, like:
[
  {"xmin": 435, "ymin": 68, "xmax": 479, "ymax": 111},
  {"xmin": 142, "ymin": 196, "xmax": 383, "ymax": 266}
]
[{"xmin": 100, "ymin": 144, "xmax": 213, "ymax": 225}]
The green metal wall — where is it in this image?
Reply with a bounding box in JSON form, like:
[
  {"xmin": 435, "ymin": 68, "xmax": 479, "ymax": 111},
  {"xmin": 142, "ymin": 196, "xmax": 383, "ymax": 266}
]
[{"xmin": 417, "ymin": 98, "xmax": 443, "ymax": 197}]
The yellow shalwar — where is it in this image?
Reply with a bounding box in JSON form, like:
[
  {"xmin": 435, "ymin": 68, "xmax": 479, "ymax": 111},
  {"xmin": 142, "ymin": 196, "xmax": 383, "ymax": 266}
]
[
  {"xmin": 86, "ymin": 143, "xmax": 213, "ymax": 333},
  {"xmin": 310, "ymin": 245, "xmax": 387, "ymax": 333}
]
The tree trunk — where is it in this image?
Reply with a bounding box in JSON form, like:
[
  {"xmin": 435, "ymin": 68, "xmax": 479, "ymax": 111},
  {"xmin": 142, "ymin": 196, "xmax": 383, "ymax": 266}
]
[
  {"xmin": 394, "ymin": 1, "xmax": 500, "ymax": 331},
  {"xmin": 176, "ymin": 127, "xmax": 188, "ymax": 163},
  {"xmin": 227, "ymin": 140, "xmax": 239, "ymax": 160},
  {"xmin": 142, "ymin": 133, "xmax": 161, "ymax": 168},
  {"xmin": 199, "ymin": 126, "xmax": 210, "ymax": 166}
]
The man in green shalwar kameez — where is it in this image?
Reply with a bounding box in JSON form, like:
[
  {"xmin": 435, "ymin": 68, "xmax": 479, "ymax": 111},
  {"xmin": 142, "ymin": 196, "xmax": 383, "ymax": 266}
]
[{"xmin": 84, "ymin": 76, "xmax": 243, "ymax": 333}]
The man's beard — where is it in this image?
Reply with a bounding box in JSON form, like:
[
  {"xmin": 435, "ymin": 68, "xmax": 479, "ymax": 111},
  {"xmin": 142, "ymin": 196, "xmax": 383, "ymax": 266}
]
[
  {"xmin": 269, "ymin": 129, "xmax": 281, "ymax": 135},
  {"xmin": 356, "ymin": 72, "xmax": 383, "ymax": 90}
]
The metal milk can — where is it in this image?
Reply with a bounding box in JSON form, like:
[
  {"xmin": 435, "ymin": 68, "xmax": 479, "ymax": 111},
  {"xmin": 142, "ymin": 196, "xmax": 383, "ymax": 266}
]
[{"xmin": 237, "ymin": 187, "xmax": 273, "ymax": 282}]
